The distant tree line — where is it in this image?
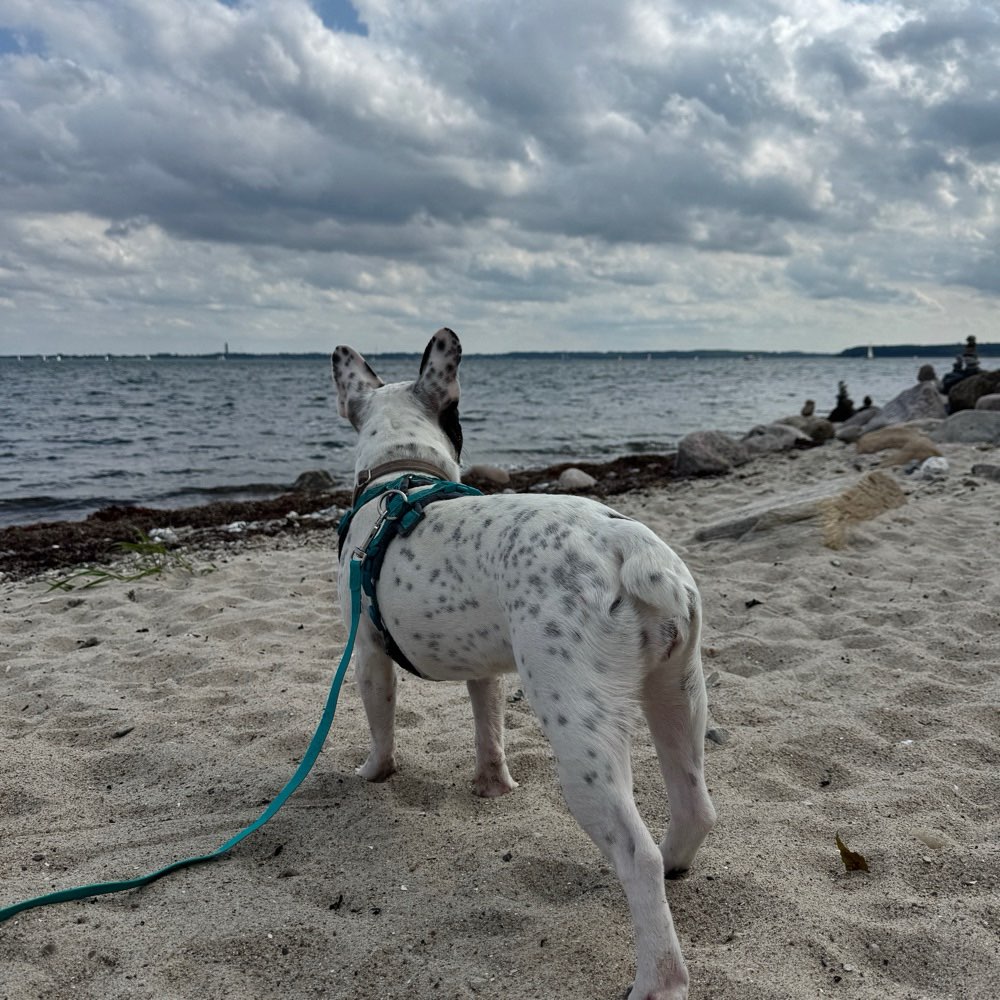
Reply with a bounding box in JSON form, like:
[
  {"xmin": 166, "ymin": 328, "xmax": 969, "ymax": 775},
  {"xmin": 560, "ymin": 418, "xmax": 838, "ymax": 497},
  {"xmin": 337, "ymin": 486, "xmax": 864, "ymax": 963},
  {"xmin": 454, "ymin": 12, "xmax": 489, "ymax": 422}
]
[{"xmin": 840, "ymin": 343, "xmax": 998, "ymax": 358}]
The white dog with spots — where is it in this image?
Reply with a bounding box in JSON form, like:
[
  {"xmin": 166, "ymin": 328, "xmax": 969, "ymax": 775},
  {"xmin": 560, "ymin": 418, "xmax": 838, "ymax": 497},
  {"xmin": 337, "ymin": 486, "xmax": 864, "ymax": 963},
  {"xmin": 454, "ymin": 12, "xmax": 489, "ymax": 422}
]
[{"xmin": 333, "ymin": 328, "xmax": 716, "ymax": 1000}]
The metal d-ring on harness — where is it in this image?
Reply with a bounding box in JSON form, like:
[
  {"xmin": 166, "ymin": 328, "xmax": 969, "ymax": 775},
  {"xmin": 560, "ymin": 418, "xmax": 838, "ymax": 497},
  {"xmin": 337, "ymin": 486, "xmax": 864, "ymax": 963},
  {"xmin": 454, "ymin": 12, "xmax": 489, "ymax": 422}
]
[
  {"xmin": 337, "ymin": 472, "xmax": 484, "ymax": 679},
  {"xmin": 0, "ymin": 471, "xmax": 480, "ymax": 925}
]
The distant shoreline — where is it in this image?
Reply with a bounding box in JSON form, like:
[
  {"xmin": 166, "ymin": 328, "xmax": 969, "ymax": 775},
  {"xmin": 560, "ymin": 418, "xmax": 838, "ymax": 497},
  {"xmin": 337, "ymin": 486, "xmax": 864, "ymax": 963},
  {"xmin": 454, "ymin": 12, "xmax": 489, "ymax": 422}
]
[{"xmin": 2, "ymin": 343, "xmax": 997, "ymax": 361}]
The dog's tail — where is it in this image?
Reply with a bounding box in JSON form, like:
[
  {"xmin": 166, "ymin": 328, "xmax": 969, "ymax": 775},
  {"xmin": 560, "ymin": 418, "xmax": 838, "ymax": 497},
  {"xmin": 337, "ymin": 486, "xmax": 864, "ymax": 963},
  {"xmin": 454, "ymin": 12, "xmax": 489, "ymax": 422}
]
[{"xmin": 614, "ymin": 521, "xmax": 700, "ymax": 653}]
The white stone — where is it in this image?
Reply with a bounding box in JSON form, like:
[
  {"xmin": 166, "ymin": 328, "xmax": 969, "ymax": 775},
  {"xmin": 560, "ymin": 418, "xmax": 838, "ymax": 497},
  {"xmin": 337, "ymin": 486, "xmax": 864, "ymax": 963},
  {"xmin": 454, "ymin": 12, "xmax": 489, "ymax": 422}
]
[{"xmin": 558, "ymin": 467, "xmax": 598, "ymax": 490}]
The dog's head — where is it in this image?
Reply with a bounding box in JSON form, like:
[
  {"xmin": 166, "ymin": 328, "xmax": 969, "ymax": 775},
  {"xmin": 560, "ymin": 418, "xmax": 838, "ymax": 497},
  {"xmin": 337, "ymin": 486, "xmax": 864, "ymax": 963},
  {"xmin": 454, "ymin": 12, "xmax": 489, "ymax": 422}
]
[{"xmin": 332, "ymin": 327, "xmax": 464, "ymax": 476}]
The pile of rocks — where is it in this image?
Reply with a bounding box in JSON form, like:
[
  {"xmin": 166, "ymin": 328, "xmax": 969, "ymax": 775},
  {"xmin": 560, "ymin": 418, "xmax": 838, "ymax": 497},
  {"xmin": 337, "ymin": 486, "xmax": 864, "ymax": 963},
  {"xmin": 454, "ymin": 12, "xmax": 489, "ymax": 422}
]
[{"xmin": 672, "ymin": 363, "xmax": 1000, "ymax": 478}]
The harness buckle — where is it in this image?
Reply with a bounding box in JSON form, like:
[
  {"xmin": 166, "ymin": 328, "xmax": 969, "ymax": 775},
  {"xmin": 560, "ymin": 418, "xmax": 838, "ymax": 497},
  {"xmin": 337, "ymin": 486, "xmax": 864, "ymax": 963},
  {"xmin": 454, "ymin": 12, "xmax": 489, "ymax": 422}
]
[{"xmin": 352, "ymin": 488, "xmax": 409, "ymax": 562}]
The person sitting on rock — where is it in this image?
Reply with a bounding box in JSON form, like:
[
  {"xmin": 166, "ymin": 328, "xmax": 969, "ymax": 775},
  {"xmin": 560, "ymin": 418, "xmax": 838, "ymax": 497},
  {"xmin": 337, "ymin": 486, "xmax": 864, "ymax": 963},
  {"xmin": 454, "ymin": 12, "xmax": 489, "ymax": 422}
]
[
  {"xmin": 941, "ymin": 356, "xmax": 967, "ymax": 394},
  {"xmin": 963, "ymin": 335, "xmax": 981, "ymax": 374}
]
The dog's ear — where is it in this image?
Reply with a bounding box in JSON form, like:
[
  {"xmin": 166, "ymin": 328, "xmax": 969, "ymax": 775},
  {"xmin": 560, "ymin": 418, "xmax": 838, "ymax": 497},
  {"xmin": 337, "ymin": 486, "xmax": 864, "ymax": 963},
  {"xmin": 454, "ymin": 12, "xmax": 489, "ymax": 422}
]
[
  {"xmin": 331, "ymin": 345, "xmax": 384, "ymax": 427},
  {"xmin": 414, "ymin": 328, "xmax": 463, "ymax": 460},
  {"xmin": 414, "ymin": 328, "xmax": 461, "ymax": 411}
]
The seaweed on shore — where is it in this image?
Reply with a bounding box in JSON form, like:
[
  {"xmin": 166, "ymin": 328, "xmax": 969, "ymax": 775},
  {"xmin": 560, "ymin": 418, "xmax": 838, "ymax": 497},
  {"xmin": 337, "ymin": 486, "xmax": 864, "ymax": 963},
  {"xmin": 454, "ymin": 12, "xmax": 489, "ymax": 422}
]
[{"xmin": 0, "ymin": 453, "xmax": 675, "ymax": 582}]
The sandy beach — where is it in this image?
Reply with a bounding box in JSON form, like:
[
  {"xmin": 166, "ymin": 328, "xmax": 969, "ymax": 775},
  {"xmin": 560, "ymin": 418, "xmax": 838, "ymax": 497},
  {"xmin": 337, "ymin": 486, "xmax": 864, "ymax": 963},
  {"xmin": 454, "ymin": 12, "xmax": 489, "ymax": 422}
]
[{"xmin": 2, "ymin": 437, "xmax": 998, "ymax": 1000}]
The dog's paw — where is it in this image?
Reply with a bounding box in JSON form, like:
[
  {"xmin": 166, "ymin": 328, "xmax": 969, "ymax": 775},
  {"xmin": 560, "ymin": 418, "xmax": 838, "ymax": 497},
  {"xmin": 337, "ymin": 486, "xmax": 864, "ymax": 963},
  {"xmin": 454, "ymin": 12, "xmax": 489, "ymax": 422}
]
[
  {"xmin": 623, "ymin": 985, "xmax": 688, "ymax": 1000},
  {"xmin": 472, "ymin": 770, "xmax": 518, "ymax": 798},
  {"xmin": 356, "ymin": 755, "xmax": 397, "ymax": 782}
]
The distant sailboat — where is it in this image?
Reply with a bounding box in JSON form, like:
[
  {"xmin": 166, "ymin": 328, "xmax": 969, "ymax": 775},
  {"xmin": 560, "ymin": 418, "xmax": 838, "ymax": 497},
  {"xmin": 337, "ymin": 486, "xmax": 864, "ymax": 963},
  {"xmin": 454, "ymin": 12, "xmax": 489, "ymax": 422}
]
[{"xmin": 867, "ymin": 345, "xmax": 874, "ymax": 360}]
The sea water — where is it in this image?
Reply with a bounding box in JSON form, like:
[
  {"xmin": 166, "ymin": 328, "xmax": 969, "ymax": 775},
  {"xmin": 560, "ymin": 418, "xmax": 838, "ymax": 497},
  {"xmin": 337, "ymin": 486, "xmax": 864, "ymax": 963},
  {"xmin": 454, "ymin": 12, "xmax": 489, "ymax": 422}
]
[{"xmin": 0, "ymin": 353, "xmax": 944, "ymax": 527}]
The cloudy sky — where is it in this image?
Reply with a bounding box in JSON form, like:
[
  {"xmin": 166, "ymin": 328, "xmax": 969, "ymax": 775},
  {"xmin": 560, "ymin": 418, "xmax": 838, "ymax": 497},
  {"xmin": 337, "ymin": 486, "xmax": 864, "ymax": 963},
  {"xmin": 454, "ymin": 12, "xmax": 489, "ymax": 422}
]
[{"xmin": 1, "ymin": 0, "xmax": 998, "ymax": 356}]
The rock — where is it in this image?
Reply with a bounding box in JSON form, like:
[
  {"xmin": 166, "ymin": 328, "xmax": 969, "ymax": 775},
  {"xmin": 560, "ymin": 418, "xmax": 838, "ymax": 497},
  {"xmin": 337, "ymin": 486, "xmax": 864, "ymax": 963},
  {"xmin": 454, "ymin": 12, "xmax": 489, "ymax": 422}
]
[
  {"xmin": 863, "ymin": 381, "xmax": 947, "ymax": 432},
  {"xmin": 856, "ymin": 425, "xmax": 939, "ymax": 456},
  {"xmin": 930, "ymin": 409, "xmax": 1000, "ymax": 444},
  {"xmin": 840, "ymin": 406, "xmax": 880, "ymax": 430},
  {"xmin": 828, "ymin": 381, "xmax": 856, "ymax": 422},
  {"xmin": 837, "ymin": 406, "xmax": 881, "ymax": 441},
  {"xmin": 149, "ymin": 527, "xmax": 179, "ymax": 545},
  {"xmin": 705, "ymin": 728, "xmax": 730, "ymax": 745},
  {"xmin": 292, "ymin": 469, "xmax": 335, "ymax": 492},
  {"xmin": 836, "ymin": 425, "xmax": 865, "ymax": 444},
  {"xmin": 975, "ymin": 393, "xmax": 1000, "ymax": 411},
  {"xmin": 675, "ymin": 431, "xmax": 751, "ymax": 477},
  {"xmin": 693, "ymin": 471, "xmax": 905, "ymax": 543},
  {"xmin": 971, "ymin": 463, "xmax": 1000, "ymax": 482},
  {"xmin": 880, "ymin": 438, "xmax": 942, "ymax": 467},
  {"xmin": 801, "ymin": 399, "xmax": 815, "ymax": 417},
  {"xmin": 775, "ymin": 415, "xmax": 835, "ymax": 443},
  {"xmin": 557, "ymin": 467, "xmax": 598, "ymax": 490},
  {"xmin": 917, "ymin": 364, "xmax": 938, "ymax": 383},
  {"xmin": 465, "ymin": 464, "xmax": 511, "ymax": 485},
  {"xmin": 741, "ymin": 423, "xmax": 813, "ymax": 456},
  {"xmin": 913, "ymin": 456, "xmax": 949, "ymax": 480},
  {"xmin": 947, "ymin": 369, "xmax": 1000, "ymax": 412}
]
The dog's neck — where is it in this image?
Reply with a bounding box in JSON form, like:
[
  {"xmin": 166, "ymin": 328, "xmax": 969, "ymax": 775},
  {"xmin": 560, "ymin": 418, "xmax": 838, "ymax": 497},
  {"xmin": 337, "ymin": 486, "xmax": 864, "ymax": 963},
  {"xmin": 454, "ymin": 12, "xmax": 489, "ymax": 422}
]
[{"xmin": 353, "ymin": 442, "xmax": 460, "ymax": 496}]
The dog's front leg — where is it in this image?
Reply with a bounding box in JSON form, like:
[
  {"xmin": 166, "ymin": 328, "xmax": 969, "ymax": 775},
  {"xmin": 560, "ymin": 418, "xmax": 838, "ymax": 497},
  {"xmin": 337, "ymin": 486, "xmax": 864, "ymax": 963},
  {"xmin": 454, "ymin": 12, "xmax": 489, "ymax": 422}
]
[
  {"xmin": 354, "ymin": 632, "xmax": 398, "ymax": 782},
  {"xmin": 467, "ymin": 677, "xmax": 517, "ymax": 798}
]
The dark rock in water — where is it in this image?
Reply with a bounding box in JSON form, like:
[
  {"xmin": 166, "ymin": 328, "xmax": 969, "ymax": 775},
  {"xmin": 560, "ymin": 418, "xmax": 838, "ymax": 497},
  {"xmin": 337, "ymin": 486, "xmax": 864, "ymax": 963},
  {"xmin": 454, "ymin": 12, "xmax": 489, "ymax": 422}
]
[
  {"xmin": 917, "ymin": 364, "xmax": 938, "ymax": 383},
  {"xmin": 801, "ymin": 399, "xmax": 816, "ymax": 417},
  {"xmin": 948, "ymin": 369, "xmax": 1000, "ymax": 412},
  {"xmin": 675, "ymin": 431, "xmax": 751, "ymax": 476},
  {"xmin": 292, "ymin": 469, "xmax": 336, "ymax": 492},
  {"xmin": 863, "ymin": 381, "xmax": 947, "ymax": 432}
]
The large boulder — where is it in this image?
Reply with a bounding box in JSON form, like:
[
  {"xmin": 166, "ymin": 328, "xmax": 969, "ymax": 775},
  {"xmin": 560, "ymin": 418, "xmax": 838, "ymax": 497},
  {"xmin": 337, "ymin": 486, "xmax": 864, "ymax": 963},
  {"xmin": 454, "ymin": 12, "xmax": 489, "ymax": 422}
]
[
  {"xmin": 947, "ymin": 369, "xmax": 1000, "ymax": 412},
  {"xmin": 835, "ymin": 405, "xmax": 881, "ymax": 442},
  {"xmin": 863, "ymin": 381, "xmax": 947, "ymax": 432},
  {"xmin": 855, "ymin": 425, "xmax": 941, "ymax": 466},
  {"xmin": 856, "ymin": 425, "xmax": 938, "ymax": 455},
  {"xmin": 841, "ymin": 405, "xmax": 880, "ymax": 430},
  {"xmin": 675, "ymin": 430, "xmax": 751, "ymax": 476},
  {"xmin": 741, "ymin": 423, "xmax": 813, "ymax": 456},
  {"xmin": 929, "ymin": 409, "xmax": 1000, "ymax": 444}
]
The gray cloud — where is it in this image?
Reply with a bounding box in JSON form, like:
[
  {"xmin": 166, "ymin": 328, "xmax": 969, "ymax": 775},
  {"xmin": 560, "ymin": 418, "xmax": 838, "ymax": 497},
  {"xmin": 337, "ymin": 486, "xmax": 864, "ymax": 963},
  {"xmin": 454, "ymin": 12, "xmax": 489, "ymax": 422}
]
[{"xmin": 0, "ymin": 0, "xmax": 999, "ymax": 354}]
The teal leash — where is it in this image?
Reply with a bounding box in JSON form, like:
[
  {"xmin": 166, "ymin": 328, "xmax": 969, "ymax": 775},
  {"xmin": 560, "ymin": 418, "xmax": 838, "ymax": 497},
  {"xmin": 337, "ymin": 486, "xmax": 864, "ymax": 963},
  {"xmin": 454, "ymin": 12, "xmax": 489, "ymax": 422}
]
[{"xmin": 0, "ymin": 558, "xmax": 364, "ymax": 925}]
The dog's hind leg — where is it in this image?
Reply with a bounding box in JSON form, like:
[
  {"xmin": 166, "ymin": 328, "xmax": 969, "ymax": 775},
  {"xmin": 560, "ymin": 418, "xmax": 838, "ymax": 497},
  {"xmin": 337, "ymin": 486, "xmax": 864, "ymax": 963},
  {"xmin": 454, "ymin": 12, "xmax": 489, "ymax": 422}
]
[
  {"xmin": 640, "ymin": 613, "xmax": 716, "ymax": 877},
  {"xmin": 354, "ymin": 631, "xmax": 398, "ymax": 782},
  {"xmin": 467, "ymin": 677, "xmax": 518, "ymax": 798},
  {"xmin": 538, "ymin": 702, "xmax": 690, "ymax": 999}
]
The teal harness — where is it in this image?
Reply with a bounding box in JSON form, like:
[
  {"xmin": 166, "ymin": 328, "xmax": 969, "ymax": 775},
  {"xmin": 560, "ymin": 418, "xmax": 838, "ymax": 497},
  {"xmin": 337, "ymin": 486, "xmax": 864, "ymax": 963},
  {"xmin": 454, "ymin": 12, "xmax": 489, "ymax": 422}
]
[
  {"xmin": 338, "ymin": 473, "xmax": 483, "ymax": 679},
  {"xmin": 0, "ymin": 471, "xmax": 480, "ymax": 925}
]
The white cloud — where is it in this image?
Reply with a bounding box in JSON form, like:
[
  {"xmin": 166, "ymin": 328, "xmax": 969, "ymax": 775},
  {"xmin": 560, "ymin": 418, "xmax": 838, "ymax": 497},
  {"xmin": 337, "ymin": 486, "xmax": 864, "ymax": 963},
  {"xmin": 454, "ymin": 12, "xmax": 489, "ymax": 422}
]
[{"xmin": 0, "ymin": 0, "xmax": 999, "ymax": 354}]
